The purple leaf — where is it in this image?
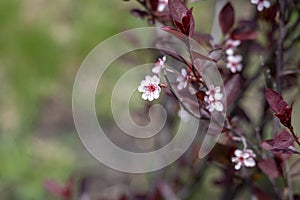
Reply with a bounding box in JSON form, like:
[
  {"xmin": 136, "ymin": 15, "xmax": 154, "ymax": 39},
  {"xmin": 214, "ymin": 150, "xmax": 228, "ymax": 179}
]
[
  {"xmin": 191, "ymin": 50, "xmax": 215, "ymax": 62},
  {"xmin": 161, "ymin": 26, "xmax": 187, "ymax": 41},
  {"xmin": 258, "ymin": 158, "xmax": 280, "ymax": 179},
  {"xmin": 168, "ymin": 0, "xmax": 195, "ymax": 36},
  {"xmin": 261, "ymin": 129, "xmax": 297, "ymax": 158},
  {"xmin": 219, "ymin": 2, "xmax": 235, "ymax": 35},
  {"xmin": 148, "ymin": 0, "xmax": 159, "ymax": 11},
  {"xmin": 224, "ymin": 74, "xmax": 241, "ymax": 107},
  {"xmin": 266, "ymin": 88, "xmax": 294, "ymax": 128},
  {"xmin": 230, "ymin": 20, "xmax": 257, "ymax": 40},
  {"xmin": 192, "ymin": 32, "xmax": 213, "ymax": 48},
  {"xmin": 273, "ymin": 129, "xmax": 294, "ymax": 149},
  {"xmin": 266, "ymin": 88, "xmax": 288, "ymax": 114}
]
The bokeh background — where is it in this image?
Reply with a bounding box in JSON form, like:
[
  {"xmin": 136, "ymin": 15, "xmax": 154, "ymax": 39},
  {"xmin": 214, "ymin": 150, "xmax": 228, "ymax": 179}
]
[{"xmin": 2, "ymin": 0, "xmax": 300, "ymax": 199}]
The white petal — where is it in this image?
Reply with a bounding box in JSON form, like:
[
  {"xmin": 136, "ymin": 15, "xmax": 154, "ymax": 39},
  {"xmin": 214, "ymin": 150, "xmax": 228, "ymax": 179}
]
[
  {"xmin": 244, "ymin": 158, "xmax": 256, "ymax": 167},
  {"xmin": 214, "ymin": 92, "xmax": 223, "ymax": 100},
  {"xmin": 148, "ymin": 95, "xmax": 154, "ymax": 101},
  {"xmin": 233, "ymin": 40, "xmax": 241, "ymax": 46},
  {"xmin": 251, "ymin": 0, "xmax": 259, "ymax": 4},
  {"xmin": 214, "ymin": 101, "xmax": 224, "ymax": 112},
  {"xmin": 145, "ymin": 75, "xmax": 151, "ymax": 81},
  {"xmin": 245, "ymin": 149, "xmax": 256, "ymax": 158},
  {"xmin": 157, "ymin": 3, "xmax": 167, "ymax": 12},
  {"xmin": 183, "ymin": 81, "xmax": 188, "ymax": 88},
  {"xmin": 177, "ymin": 82, "xmax": 184, "ymax": 90},
  {"xmin": 142, "ymin": 93, "xmax": 148, "ymax": 100},
  {"xmin": 226, "ymin": 48, "xmax": 234, "ymax": 55},
  {"xmin": 151, "ymin": 75, "xmax": 160, "ymax": 83},
  {"xmin": 257, "ymin": 4, "xmax": 264, "ymax": 11},
  {"xmin": 152, "ymin": 66, "xmax": 161, "ymax": 74},
  {"xmin": 235, "ymin": 162, "xmax": 242, "ymax": 170},
  {"xmin": 230, "ymin": 66, "xmax": 237, "ymax": 73},
  {"xmin": 162, "ymin": 56, "xmax": 166, "ymax": 62},
  {"xmin": 263, "ymin": 1, "xmax": 270, "ymax": 8},
  {"xmin": 176, "ymin": 76, "xmax": 184, "ymax": 82},
  {"xmin": 235, "ymin": 55, "xmax": 242, "ymax": 62},
  {"xmin": 234, "ymin": 149, "xmax": 243, "ymax": 157},
  {"xmin": 231, "ymin": 157, "xmax": 238, "ymax": 163},
  {"xmin": 208, "ymin": 95, "xmax": 214, "ymax": 101},
  {"xmin": 226, "ymin": 63, "xmax": 232, "ymax": 69},
  {"xmin": 138, "ymin": 85, "xmax": 145, "ymax": 92},
  {"xmin": 204, "ymin": 96, "xmax": 209, "ymax": 103},
  {"xmin": 181, "ymin": 69, "xmax": 187, "ymax": 76},
  {"xmin": 153, "ymin": 92, "xmax": 160, "ymax": 99},
  {"xmin": 140, "ymin": 80, "xmax": 146, "ymax": 86}
]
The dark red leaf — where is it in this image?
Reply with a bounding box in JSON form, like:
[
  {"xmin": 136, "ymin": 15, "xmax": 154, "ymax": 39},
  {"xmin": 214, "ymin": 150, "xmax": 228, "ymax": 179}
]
[
  {"xmin": 161, "ymin": 26, "xmax": 186, "ymax": 41},
  {"xmin": 258, "ymin": 158, "xmax": 280, "ymax": 178},
  {"xmin": 260, "ymin": 3, "xmax": 278, "ymax": 22},
  {"xmin": 168, "ymin": 0, "xmax": 195, "ymax": 36},
  {"xmin": 266, "ymin": 88, "xmax": 288, "ymax": 114},
  {"xmin": 191, "ymin": 50, "xmax": 215, "ymax": 62},
  {"xmin": 219, "ymin": 2, "xmax": 235, "ymax": 35},
  {"xmin": 230, "ymin": 20, "xmax": 257, "ymax": 40},
  {"xmin": 273, "ymin": 129, "xmax": 294, "ymax": 149},
  {"xmin": 265, "ymin": 88, "xmax": 294, "ymax": 128},
  {"xmin": 148, "ymin": 0, "xmax": 159, "ymax": 11},
  {"xmin": 253, "ymin": 186, "xmax": 273, "ymax": 200},
  {"xmin": 224, "ymin": 74, "xmax": 241, "ymax": 107},
  {"xmin": 261, "ymin": 129, "xmax": 297, "ymax": 158}
]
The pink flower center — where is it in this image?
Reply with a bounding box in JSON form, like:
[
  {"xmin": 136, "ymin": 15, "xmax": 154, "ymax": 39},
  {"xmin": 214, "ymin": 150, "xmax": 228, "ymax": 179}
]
[
  {"xmin": 146, "ymin": 84, "xmax": 156, "ymax": 93},
  {"xmin": 238, "ymin": 156, "xmax": 244, "ymax": 162},
  {"xmin": 231, "ymin": 62, "xmax": 238, "ymax": 67}
]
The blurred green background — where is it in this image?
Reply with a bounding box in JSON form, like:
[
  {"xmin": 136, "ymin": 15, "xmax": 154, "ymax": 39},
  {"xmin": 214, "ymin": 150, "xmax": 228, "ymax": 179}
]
[{"xmin": 0, "ymin": 0, "xmax": 148, "ymax": 199}]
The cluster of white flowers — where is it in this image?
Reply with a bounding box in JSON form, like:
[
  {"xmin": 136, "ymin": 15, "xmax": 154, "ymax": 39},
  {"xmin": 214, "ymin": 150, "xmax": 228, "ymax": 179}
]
[
  {"xmin": 138, "ymin": 56, "xmax": 167, "ymax": 101},
  {"xmin": 204, "ymin": 85, "xmax": 224, "ymax": 112},
  {"xmin": 232, "ymin": 149, "xmax": 256, "ymax": 170},
  {"xmin": 225, "ymin": 39, "xmax": 243, "ymax": 73},
  {"xmin": 231, "ymin": 136, "xmax": 256, "ymax": 170},
  {"xmin": 250, "ymin": 0, "xmax": 270, "ymax": 12},
  {"xmin": 157, "ymin": 0, "xmax": 168, "ymax": 12}
]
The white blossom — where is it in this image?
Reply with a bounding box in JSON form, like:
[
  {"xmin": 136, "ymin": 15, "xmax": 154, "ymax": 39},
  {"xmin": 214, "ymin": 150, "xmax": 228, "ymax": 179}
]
[
  {"xmin": 250, "ymin": 0, "xmax": 270, "ymax": 12},
  {"xmin": 157, "ymin": 0, "xmax": 168, "ymax": 12},
  {"xmin": 204, "ymin": 85, "xmax": 224, "ymax": 112},
  {"xmin": 227, "ymin": 55, "xmax": 243, "ymax": 73},
  {"xmin": 176, "ymin": 68, "xmax": 189, "ymax": 90},
  {"xmin": 138, "ymin": 75, "xmax": 161, "ymax": 101},
  {"xmin": 225, "ymin": 39, "xmax": 241, "ymax": 55},
  {"xmin": 152, "ymin": 56, "xmax": 166, "ymax": 74},
  {"xmin": 231, "ymin": 149, "xmax": 256, "ymax": 170}
]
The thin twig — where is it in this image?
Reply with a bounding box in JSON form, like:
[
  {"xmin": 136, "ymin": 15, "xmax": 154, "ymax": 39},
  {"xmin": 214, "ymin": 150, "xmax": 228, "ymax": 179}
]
[{"xmin": 163, "ymin": 68, "xmax": 209, "ymax": 121}]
